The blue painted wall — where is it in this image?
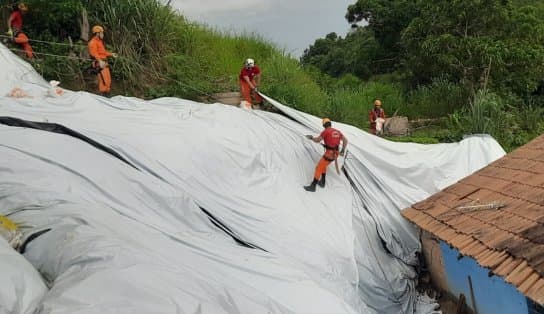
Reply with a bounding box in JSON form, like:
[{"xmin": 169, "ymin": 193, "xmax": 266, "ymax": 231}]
[{"xmin": 440, "ymin": 241, "xmax": 529, "ymax": 314}]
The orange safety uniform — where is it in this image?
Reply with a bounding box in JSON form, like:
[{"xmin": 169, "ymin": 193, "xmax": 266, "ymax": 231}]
[
  {"xmin": 88, "ymin": 36, "xmax": 113, "ymax": 94},
  {"xmin": 13, "ymin": 32, "xmax": 33, "ymax": 59},
  {"xmin": 369, "ymin": 107, "xmax": 386, "ymax": 134},
  {"xmin": 239, "ymin": 65, "xmax": 263, "ymax": 106},
  {"xmin": 313, "ymin": 127, "xmax": 343, "ymax": 180},
  {"xmin": 9, "ymin": 10, "xmax": 23, "ymax": 30}
]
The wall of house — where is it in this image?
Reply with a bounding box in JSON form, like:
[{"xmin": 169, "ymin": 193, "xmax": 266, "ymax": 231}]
[
  {"xmin": 421, "ymin": 231, "xmax": 531, "ymax": 314},
  {"xmin": 421, "ymin": 231, "xmax": 449, "ymax": 292}
]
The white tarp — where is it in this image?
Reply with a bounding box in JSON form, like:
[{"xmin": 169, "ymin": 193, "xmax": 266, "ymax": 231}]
[
  {"xmin": 0, "ymin": 236, "xmax": 47, "ymax": 314},
  {"xmin": 0, "ymin": 43, "xmax": 505, "ymax": 314}
]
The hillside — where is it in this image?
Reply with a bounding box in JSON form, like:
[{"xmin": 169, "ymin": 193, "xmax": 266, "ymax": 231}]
[{"xmin": 2, "ymin": 0, "xmax": 543, "ymax": 151}]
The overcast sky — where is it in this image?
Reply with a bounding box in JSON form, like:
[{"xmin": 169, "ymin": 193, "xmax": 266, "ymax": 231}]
[{"xmin": 170, "ymin": 0, "xmax": 355, "ymax": 57}]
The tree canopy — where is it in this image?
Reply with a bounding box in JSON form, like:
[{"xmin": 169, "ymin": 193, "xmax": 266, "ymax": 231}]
[{"xmin": 302, "ymin": 0, "xmax": 544, "ymax": 97}]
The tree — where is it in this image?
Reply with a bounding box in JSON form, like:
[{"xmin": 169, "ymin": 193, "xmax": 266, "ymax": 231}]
[
  {"xmin": 345, "ymin": 0, "xmax": 418, "ymax": 72},
  {"xmin": 402, "ymin": 0, "xmax": 544, "ymax": 95},
  {"xmin": 301, "ymin": 28, "xmax": 378, "ymax": 80}
]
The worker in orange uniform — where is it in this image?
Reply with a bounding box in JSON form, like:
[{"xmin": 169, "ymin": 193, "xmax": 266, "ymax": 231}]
[
  {"xmin": 239, "ymin": 58, "xmax": 263, "ymax": 108},
  {"xmin": 88, "ymin": 25, "xmax": 117, "ymax": 96},
  {"xmin": 6, "ymin": 3, "xmax": 33, "ymax": 59},
  {"xmin": 369, "ymin": 99, "xmax": 386, "ymax": 135},
  {"xmin": 303, "ymin": 118, "xmax": 348, "ymax": 192},
  {"xmin": 7, "ymin": 3, "xmax": 28, "ymax": 35}
]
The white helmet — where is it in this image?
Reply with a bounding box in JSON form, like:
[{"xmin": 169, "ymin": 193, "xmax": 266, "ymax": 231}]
[{"xmin": 245, "ymin": 58, "xmax": 255, "ymax": 67}]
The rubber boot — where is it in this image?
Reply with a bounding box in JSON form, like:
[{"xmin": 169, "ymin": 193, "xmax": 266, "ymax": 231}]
[
  {"xmin": 318, "ymin": 173, "xmax": 326, "ymax": 188},
  {"xmin": 304, "ymin": 179, "xmax": 318, "ymax": 192}
]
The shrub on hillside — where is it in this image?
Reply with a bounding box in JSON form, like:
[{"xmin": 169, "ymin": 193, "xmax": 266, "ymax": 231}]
[
  {"xmin": 404, "ymin": 78, "xmax": 469, "ymax": 119},
  {"xmin": 446, "ymin": 90, "xmax": 543, "ymax": 151}
]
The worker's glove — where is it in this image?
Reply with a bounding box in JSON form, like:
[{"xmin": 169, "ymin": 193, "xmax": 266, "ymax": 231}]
[
  {"xmin": 6, "ymin": 28, "xmax": 13, "ymax": 37},
  {"xmin": 305, "ymin": 135, "xmax": 313, "ymax": 140},
  {"xmin": 98, "ymin": 60, "xmax": 107, "ymax": 69},
  {"xmin": 111, "ymin": 53, "xmax": 118, "ymax": 58}
]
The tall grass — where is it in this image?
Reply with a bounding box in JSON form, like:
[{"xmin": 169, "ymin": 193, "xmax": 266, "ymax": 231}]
[
  {"xmin": 446, "ymin": 90, "xmax": 543, "ymax": 151},
  {"xmin": 448, "ymin": 90, "xmax": 509, "ymax": 135},
  {"xmin": 85, "ymin": 0, "xmax": 180, "ymax": 91},
  {"xmin": 518, "ymin": 102, "xmax": 544, "ymax": 133},
  {"xmin": 404, "ymin": 78, "xmax": 470, "ymax": 118},
  {"xmin": 328, "ymin": 82, "xmax": 404, "ymax": 129}
]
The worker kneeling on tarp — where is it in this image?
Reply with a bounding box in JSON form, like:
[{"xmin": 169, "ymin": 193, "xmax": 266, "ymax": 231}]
[{"xmin": 303, "ymin": 118, "xmax": 348, "ymax": 192}]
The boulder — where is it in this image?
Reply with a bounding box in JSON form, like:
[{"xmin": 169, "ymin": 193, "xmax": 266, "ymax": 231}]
[{"xmin": 384, "ymin": 116, "xmax": 410, "ymax": 136}]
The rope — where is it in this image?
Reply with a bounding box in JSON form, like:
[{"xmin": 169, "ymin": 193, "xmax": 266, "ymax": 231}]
[
  {"xmin": 0, "ymin": 34, "xmax": 87, "ymax": 48},
  {"xmin": 4, "ymin": 39, "xmax": 220, "ymax": 101},
  {"xmin": 159, "ymin": 77, "xmax": 219, "ymax": 102},
  {"xmin": 6, "ymin": 47, "xmax": 92, "ymax": 61}
]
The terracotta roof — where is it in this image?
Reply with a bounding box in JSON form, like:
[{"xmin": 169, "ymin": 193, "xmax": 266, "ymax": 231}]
[{"xmin": 402, "ymin": 135, "xmax": 544, "ymax": 304}]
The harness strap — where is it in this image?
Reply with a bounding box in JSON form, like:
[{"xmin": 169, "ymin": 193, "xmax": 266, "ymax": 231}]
[{"xmin": 322, "ymin": 144, "xmax": 339, "ymax": 151}]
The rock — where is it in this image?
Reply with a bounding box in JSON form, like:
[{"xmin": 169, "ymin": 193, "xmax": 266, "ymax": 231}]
[{"xmin": 384, "ymin": 116, "xmax": 410, "ymax": 136}]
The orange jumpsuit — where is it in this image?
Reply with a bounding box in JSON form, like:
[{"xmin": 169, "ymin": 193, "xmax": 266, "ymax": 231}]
[
  {"xmin": 14, "ymin": 32, "xmax": 33, "ymax": 59},
  {"xmin": 88, "ymin": 36, "xmax": 113, "ymax": 94},
  {"xmin": 239, "ymin": 65, "xmax": 263, "ymax": 106},
  {"xmin": 313, "ymin": 127, "xmax": 343, "ymax": 180}
]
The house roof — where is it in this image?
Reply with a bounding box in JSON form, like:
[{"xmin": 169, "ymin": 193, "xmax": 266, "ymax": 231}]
[{"xmin": 402, "ymin": 135, "xmax": 544, "ymax": 304}]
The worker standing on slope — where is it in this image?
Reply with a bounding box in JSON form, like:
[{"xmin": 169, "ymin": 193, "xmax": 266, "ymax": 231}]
[
  {"xmin": 88, "ymin": 25, "xmax": 117, "ymax": 96},
  {"xmin": 304, "ymin": 118, "xmax": 348, "ymax": 192},
  {"xmin": 239, "ymin": 58, "xmax": 263, "ymax": 108},
  {"xmin": 7, "ymin": 3, "xmax": 33, "ymax": 59},
  {"xmin": 369, "ymin": 99, "xmax": 386, "ymax": 135}
]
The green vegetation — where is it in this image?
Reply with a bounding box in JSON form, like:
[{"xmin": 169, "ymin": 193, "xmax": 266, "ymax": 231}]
[
  {"xmin": 3, "ymin": 0, "xmax": 543, "ymax": 151},
  {"xmin": 303, "ymin": 0, "xmax": 544, "ymax": 150}
]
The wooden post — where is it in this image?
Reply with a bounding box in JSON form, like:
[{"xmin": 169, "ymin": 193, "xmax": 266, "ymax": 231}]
[{"xmin": 80, "ymin": 7, "xmax": 89, "ymax": 42}]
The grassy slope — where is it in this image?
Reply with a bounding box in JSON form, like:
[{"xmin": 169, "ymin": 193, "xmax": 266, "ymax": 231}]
[{"xmin": 11, "ymin": 0, "xmax": 542, "ymax": 151}]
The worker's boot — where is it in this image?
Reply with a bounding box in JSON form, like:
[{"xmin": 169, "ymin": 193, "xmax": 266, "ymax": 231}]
[
  {"xmin": 304, "ymin": 179, "xmax": 318, "ymax": 192},
  {"xmin": 317, "ymin": 174, "xmax": 326, "ymax": 188}
]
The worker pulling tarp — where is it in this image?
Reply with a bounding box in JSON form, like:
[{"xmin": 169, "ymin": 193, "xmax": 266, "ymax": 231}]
[
  {"xmin": 303, "ymin": 118, "xmax": 348, "ymax": 192},
  {"xmin": 0, "ymin": 42, "xmax": 505, "ymax": 314}
]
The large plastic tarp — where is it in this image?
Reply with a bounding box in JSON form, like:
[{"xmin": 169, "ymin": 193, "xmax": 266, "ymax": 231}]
[{"xmin": 0, "ymin": 43, "xmax": 506, "ymax": 314}]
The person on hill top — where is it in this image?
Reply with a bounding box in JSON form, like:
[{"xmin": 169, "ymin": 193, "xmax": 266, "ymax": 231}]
[
  {"xmin": 6, "ymin": 3, "xmax": 33, "ymax": 59},
  {"xmin": 369, "ymin": 99, "xmax": 386, "ymax": 135},
  {"xmin": 88, "ymin": 25, "xmax": 117, "ymax": 97},
  {"xmin": 303, "ymin": 118, "xmax": 348, "ymax": 192},
  {"xmin": 239, "ymin": 58, "xmax": 263, "ymax": 108}
]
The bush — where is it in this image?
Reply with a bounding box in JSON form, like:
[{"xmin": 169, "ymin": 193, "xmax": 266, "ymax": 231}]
[
  {"xmin": 24, "ymin": 0, "xmax": 83, "ymax": 40},
  {"xmin": 333, "ymin": 74, "xmax": 362, "ymax": 90},
  {"xmin": 446, "ymin": 90, "xmax": 543, "ymax": 151},
  {"xmin": 404, "ymin": 78, "xmax": 470, "ymax": 119}
]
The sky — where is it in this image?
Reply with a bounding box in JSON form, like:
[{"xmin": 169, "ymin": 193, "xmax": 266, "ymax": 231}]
[{"xmin": 169, "ymin": 0, "xmax": 355, "ymax": 58}]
